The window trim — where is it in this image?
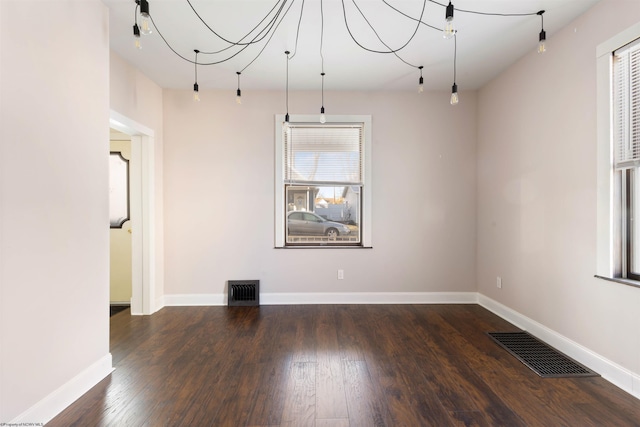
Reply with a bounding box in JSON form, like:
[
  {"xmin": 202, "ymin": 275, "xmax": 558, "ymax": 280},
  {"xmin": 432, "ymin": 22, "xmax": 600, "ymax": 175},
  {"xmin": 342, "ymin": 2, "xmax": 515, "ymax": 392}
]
[
  {"xmin": 596, "ymin": 21, "xmax": 640, "ymax": 281},
  {"xmin": 274, "ymin": 114, "xmax": 372, "ymax": 248}
]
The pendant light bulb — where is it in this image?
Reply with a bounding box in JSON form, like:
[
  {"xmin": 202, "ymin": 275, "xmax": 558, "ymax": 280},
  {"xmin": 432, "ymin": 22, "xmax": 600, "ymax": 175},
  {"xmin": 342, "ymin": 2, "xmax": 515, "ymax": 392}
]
[
  {"xmin": 133, "ymin": 24, "xmax": 141, "ymax": 49},
  {"xmin": 450, "ymin": 83, "xmax": 459, "ymax": 105},
  {"xmin": 538, "ymin": 30, "xmax": 546, "ymax": 54},
  {"xmin": 193, "ymin": 83, "xmax": 200, "ymax": 102},
  {"xmin": 537, "ymin": 10, "xmax": 546, "ymax": 54},
  {"xmin": 443, "ymin": 1, "xmax": 455, "ymax": 39},
  {"xmin": 236, "ymin": 72, "xmax": 242, "ymax": 104},
  {"xmin": 418, "ymin": 66, "xmax": 424, "ymax": 93},
  {"xmin": 139, "ymin": 0, "xmax": 152, "ymax": 35}
]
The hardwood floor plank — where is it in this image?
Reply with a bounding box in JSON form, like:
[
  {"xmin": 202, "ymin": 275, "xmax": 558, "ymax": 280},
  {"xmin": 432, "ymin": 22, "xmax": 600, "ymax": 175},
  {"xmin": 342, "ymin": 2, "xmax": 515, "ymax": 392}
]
[
  {"xmin": 245, "ymin": 359, "xmax": 291, "ymax": 426},
  {"xmin": 315, "ymin": 305, "xmax": 349, "ymax": 420},
  {"xmin": 407, "ymin": 307, "xmax": 527, "ymax": 426},
  {"xmin": 47, "ymin": 305, "xmax": 640, "ymax": 427},
  {"xmin": 421, "ymin": 307, "xmax": 607, "ymax": 426},
  {"xmin": 449, "ymin": 410, "xmax": 492, "ymax": 427},
  {"xmin": 280, "ymin": 361, "xmax": 317, "ymax": 427},
  {"xmin": 335, "ymin": 305, "xmax": 368, "ymax": 361},
  {"xmin": 316, "ymin": 356, "xmax": 349, "ymax": 420},
  {"xmin": 315, "ymin": 418, "xmax": 351, "ymax": 427},
  {"xmin": 343, "ymin": 359, "xmax": 391, "ymax": 427},
  {"xmin": 377, "ymin": 357, "xmax": 457, "ymax": 427}
]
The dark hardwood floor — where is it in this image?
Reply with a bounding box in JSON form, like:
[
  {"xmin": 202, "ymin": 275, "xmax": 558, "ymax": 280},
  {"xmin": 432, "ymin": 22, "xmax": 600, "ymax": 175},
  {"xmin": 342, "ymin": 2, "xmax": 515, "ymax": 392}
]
[{"xmin": 48, "ymin": 304, "xmax": 640, "ymax": 426}]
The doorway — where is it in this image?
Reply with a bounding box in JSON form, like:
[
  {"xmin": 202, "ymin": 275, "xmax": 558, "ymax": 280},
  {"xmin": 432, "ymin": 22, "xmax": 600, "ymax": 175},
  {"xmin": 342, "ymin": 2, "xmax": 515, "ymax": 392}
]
[
  {"xmin": 109, "ymin": 130, "xmax": 132, "ymax": 314},
  {"xmin": 109, "ymin": 111, "xmax": 156, "ymax": 315}
]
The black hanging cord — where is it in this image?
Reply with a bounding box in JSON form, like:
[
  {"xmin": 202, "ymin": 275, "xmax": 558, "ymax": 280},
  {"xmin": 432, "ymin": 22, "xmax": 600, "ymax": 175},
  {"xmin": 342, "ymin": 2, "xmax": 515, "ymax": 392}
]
[
  {"xmin": 381, "ymin": 0, "xmax": 440, "ymax": 31},
  {"xmin": 134, "ymin": 3, "xmax": 139, "ymax": 25},
  {"xmin": 194, "ymin": 49, "xmax": 199, "ymax": 83},
  {"xmin": 149, "ymin": 0, "xmax": 295, "ymax": 67},
  {"xmin": 341, "ymin": 0, "xmax": 425, "ymax": 56},
  {"xmin": 289, "ymin": 0, "xmax": 306, "ymax": 60},
  {"xmin": 320, "ymin": 0, "xmax": 325, "ymax": 112},
  {"xmin": 342, "ymin": 0, "xmax": 424, "ymax": 69},
  {"xmin": 199, "ymin": 0, "xmax": 288, "ymax": 57},
  {"xmin": 427, "ymin": 0, "xmax": 539, "ymax": 17},
  {"xmin": 453, "ymin": 33, "xmax": 457, "ymax": 83},
  {"xmin": 321, "ymin": 72, "xmax": 325, "ymax": 108},
  {"xmin": 187, "ymin": 0, "xmax": 286, "ymax": 48},
  {"xmin": 320, "ymin": 0, "xmax": 325, "ymax": 73},
  {"xmin": 285, "ymin": 50, "xmax": 290, "ymax": 119},
  {"xmin": 240, "ymin": 0, "xmax": 297, "ymax": 73}
]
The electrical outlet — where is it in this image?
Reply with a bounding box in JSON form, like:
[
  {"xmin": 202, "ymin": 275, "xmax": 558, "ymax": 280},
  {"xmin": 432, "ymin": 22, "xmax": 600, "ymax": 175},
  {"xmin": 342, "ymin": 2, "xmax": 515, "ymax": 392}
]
[
  {"xmin": 497, "ymin": 276, "xmax": 502, "ymax": 289},
  {"xmin": 338, "ymin": 269, "xmax": 344, "ymax": 280}
]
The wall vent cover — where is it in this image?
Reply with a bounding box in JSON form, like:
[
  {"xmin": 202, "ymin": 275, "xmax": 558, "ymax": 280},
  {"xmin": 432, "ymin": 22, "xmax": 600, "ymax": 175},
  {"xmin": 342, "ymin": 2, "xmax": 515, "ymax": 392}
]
[
  {"xmin": 228, "ymin": 280, "xmax": 259, "ymax": 306},
  {"xmin": 487, "ymin": 331, "xmax": 599, "ymax": 378}
]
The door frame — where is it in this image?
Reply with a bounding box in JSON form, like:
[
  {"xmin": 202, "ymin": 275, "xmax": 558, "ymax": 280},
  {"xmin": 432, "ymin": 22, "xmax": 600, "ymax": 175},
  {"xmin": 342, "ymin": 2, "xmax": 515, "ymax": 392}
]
[{"xmin": 110, "ymin": 110, "xmax": 156, "ymax": 315}]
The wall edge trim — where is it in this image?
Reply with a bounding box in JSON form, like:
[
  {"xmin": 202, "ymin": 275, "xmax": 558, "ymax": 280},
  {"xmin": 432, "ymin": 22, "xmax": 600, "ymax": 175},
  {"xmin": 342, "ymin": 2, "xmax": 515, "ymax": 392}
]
[
  {"xmin": 10, "ymin": 353, "xmax": 114, "ymax": 425},
  {"xmin": 163, "ymin": 291, "xmax": 479, "ymax": 306},
  {"xmin": 478, "ymin": 294, "xmax": 640, "ymax": 400}
]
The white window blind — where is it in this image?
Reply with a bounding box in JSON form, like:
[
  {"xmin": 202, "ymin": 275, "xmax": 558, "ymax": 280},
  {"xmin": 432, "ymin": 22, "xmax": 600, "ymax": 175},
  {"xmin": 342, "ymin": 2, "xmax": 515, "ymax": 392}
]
[
  {"xmin": 284, "ymin": 124, "xmax": 363, "ymax": 185},
  {"xmin": 614, "ymin": 38, "xmax": 640, "ymax": 170}
]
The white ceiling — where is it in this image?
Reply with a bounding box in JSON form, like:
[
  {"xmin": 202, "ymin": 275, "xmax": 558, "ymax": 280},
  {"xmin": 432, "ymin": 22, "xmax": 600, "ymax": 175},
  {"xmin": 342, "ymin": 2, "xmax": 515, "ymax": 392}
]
[{"xmin": 103, "ymin": 0, "xmax": 599, "ymax": 92}]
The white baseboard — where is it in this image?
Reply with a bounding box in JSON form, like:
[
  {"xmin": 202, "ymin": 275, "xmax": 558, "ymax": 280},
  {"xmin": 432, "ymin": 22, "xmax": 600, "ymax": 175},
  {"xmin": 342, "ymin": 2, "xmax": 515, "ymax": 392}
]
[
  {"xmin": 164, "ymin": 293, "xmax": 226, "ymax": 306},
  {"xmin": 10, "ymin": 353, "xmax": 114, "ymax": 425},
  {"xmin": 154, "ymin": 295, "xmax": 166, "ymax": 313},
  {"xmin": 163, "ymin": 291, "xmax": 478, "ymax": 306},
  {"xmin": 158, "ymin": 291, "xmax": 640, "ymax": 400},
  {"xmin": 478, "ymin": 294, "xmax": 640, "ymax": 400}
]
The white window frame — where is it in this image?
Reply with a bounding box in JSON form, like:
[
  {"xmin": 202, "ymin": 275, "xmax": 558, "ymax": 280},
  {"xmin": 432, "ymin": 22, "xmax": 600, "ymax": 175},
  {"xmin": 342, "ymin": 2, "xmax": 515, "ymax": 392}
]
[
  {"xmin": 274, "ymin": 114, "xmax": 372, "ymax": 248},
  {"xmin": 596, "ymin": 22, "xmax": 640, "ymax": 283}
]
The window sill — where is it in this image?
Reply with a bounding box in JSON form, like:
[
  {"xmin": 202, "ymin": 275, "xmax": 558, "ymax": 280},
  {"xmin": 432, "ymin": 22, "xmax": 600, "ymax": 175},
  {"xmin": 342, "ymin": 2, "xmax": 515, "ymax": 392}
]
[
  {"xmin": 594, "ymin": 275, "xmax": 640, "ymax": 289},
  {"xmin": 275, "ymin": 246, "xmax": 373, "ymax": 249}
]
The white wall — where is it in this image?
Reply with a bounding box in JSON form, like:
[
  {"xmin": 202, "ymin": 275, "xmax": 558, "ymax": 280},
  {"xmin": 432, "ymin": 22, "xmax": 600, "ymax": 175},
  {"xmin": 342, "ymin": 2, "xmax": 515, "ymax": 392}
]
[
  {"xmin": 477, "ymin": 0, "xmax": 640, "ymax": 384},
  {"xmin": 163, "ymin": 90, "xmax": 477, "ymax": 298},
  {"xmin": 110, "ymin": 51, "xmax": 164, "ymax": 310},
  {"xmin": 0, "ymin": 0, "xmax": 111, "ymax": 422}
]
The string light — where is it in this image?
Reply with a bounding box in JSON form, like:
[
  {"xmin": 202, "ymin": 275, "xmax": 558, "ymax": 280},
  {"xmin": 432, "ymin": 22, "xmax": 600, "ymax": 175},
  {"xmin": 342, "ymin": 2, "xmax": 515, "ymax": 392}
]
[
  {"xmin": 138, "ymin": 0, "xmax": 152, "ymax": 35},
  {"xmin": 131, "ymin": 0, "xmax": 548, "ymax": 106},
  {"xmin": 319, "ymin": 0, "xmax": 326, "ymax": 124},
  {"xmin": 444, "ymin": 1, "xmax": 455, "ymax": 39},
  {"xmin": 133, "ymin": 23, "xmax": 141, "ymax": 49},
  {"xmin": 132, "ymin": 3, "xmax": 141, "ymax": 49},
  {"xmin": 284, "ymin": 50, "xmax": 290, "ymax": 125},
  {"xmin": 450, "ymin": 34, "xmax": 459, "ymax": 105},
  {"xmin": 193, "ymin": 49, "xmax": 200, "ymax": 102},
  {"xmin": 320, "ymin": 73, "xmax": 326, "ymax": 124},
  {"xmin": 537, "ymin": 10, "xmax": 546, "ymax": 54},
  {"xmin": 236, "ymin": 72, "xmax": 242, "ymax": 104}
]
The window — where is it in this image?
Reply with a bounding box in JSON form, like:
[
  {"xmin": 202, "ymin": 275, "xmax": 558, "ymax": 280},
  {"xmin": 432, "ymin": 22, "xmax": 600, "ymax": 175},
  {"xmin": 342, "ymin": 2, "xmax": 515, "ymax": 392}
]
[
  {"xmin": 597, "ymin": 22, "xmax": 640, "ymax": 283},
  {"xmin": 612, "ymin": 38, "xmax": 640, "ymax": 280},
  {"xmin": 275, "ymin": 115, "xmax": 372, "ymax": 247}
]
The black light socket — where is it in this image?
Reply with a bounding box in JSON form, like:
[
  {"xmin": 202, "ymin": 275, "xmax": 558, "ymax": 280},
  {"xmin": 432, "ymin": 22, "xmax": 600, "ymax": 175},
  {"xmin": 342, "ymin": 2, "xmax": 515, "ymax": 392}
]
[
  {"xmin": 446, "ymin": 1, "xmax": 454, "ymax": 20},
  {"xmin": 139, "ymin": 0, "xmax": 149, "ymax": 17}
]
